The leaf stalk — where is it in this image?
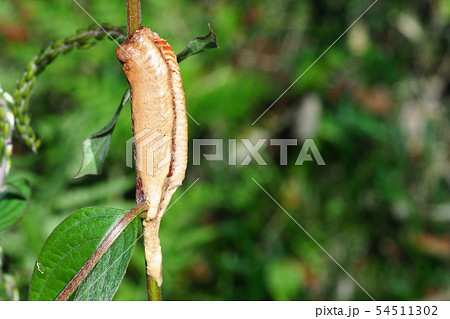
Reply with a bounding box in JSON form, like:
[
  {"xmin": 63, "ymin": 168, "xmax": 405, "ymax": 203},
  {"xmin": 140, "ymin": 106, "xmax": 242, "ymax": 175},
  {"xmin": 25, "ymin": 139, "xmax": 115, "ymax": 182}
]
[{"xmin": 56, "ymin": 202, "xmax": 148, "ymax": 301}]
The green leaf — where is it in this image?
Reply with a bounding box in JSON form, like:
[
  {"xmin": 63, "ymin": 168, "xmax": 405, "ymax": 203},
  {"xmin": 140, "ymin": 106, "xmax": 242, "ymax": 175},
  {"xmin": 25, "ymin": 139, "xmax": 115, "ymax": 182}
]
[
  {"xmin": 73, "ymin": 89, "xmax": 130, "ymax": 179},
  {"xmin": 0, "ymin": 179, "xmax": 30, "ymax": 231},
  {"xmin": 72, "ymin": 223, "xmax": 138, "ymax": 301},
  {"xmin": 29, "ymin": 206, "xmax": 138, "ymax": 301},
  {"xmin": 177, "ymin": 26, "xmax": 219, "ymax": 63}
]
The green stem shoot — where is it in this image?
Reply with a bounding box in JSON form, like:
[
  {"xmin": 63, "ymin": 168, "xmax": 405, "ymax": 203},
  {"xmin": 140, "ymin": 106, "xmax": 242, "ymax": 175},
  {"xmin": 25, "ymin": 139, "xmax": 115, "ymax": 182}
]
[{"xmin": 126, "ymin": 0, "xmax": 141, "ymax": 37}]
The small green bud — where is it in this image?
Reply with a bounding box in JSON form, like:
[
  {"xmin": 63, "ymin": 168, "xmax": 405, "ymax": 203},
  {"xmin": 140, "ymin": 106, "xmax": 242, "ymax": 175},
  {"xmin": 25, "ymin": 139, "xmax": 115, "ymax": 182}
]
[
  {"xmin": 16, "ymin": 124, "xmax": 24, "ymax": 135},
  {"xmin": 23, "ymin": 84, "xmax": 32, "ymax": 98},
  {"xmin": 15, "ymin": 94, "xmax": 22, "ymax": 107},
  {"xmin": 18, "ymin": 75, "xmax": 26, "ymax": 88},
  {"xmin": 49, "ymin": 49, "xmax": 60, "ymax": 60},
  {"xmin": 34, "ymin": 139, "xmax": 42, "ymax": 150},
  {"xmin": 88, "ymin": 24, "xmax": 99, "ymax": 31},
  {"xmin": 26, "ymin": 59, "xmax": 37, "ymax": 72},
  {"xmin": 52, "ymin": 39, "xmax": 64, "ymax": 49},
  {"xmin": 62, "ymin": 46, "xmax": 74, "ymax": 55},
  {"xmin": 78, "ymin": 42, "xmax": 95, "ymax": 50},
  {"xmin": 17, "ymin": 111, "xmax": 24, "ymax": 123},
  {"xmin": 95, "ymin": 32, "xmax": 107, "ymax": 40},
  {"xmin": 77, "ymin": 33, "xmax": 94, "ymax": 43},
  {"xmin": 64, "ymin": 35, "xmax": 79, "ymax": 44},
  {"xmin": 117, "ymin": 26, "xmax": 127, "ymax": 35},
  {"xmin": 101, "ymin": 23, "xmax": 113, "ymax": 31},
  {"xmin": 25, "ymin": 69, "xmax": 35, "ymax": 81}
]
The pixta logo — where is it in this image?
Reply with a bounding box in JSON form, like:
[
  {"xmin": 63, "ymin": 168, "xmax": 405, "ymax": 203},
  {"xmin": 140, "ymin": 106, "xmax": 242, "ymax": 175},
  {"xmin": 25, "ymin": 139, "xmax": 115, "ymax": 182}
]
[
  {"xmin": 126, "ymin": 129, "xmax": 172, "ymax": 175},
  {"xmin": 192, "ymin": 138, "xmax": 325, "ymax": 166},
  {"xmin": 126, "ymin": 133, "xmax": 325, "ymax": 171}
]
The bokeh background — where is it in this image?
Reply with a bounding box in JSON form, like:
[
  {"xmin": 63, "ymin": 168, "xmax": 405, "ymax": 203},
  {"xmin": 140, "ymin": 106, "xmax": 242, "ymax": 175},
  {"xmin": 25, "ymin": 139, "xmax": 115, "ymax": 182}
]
[{"xmin": 1, "ymin": 0, "xmax": 449, "ymax": 300}]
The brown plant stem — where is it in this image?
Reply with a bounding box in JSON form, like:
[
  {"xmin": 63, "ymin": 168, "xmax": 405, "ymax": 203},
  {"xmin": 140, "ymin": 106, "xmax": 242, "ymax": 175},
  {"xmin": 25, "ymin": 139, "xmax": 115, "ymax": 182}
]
[
  {"xmin": 127, "ymin": 0, "xmax": 141, "ymax": 37},
  {"xmin": 125, "ymin": 0, "xmax": 163, "ymax": 301}
]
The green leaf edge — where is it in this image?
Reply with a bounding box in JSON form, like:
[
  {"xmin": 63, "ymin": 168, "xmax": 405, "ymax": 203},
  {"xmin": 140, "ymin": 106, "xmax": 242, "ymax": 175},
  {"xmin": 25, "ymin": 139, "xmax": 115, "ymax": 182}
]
[
  {"xmin": 72, "ymin": 217, "xmax": 138, "ymax": 301},
  {"xmin": 177, "ymin": 25, "xmax": 219, "ymax": 63},
  {"xmin": 0, "ymin": 179, "xmax": 31, "ymax": 232},
  {"xmin": 72, "ymin": 89, "xmax": 130, "ymax": 179},
  {"xmin": 28, "ymin": 206, "xmax": 135, "ymax": 301}
]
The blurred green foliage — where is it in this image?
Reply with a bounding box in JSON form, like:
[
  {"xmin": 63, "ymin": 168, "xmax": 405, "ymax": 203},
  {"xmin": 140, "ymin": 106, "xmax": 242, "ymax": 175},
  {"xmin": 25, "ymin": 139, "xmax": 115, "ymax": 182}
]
[{"xmin": 0, "ymin": 0, "xmax": 449, "ymax": 300}]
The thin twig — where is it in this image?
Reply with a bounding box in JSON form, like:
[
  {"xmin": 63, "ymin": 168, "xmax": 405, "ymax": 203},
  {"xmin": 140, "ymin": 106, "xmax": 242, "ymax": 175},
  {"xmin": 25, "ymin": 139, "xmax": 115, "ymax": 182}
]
[
  {"xmin": 126, "ymin": 0, "xmax": 141, "ymax": 37},
  {"xmin": 146, "ymin": 274, "xmax": 162, "ymax": 301},
  {"xmin": 125, "ymin": 0, "xmax": 162, "ymax": 301}
]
